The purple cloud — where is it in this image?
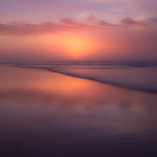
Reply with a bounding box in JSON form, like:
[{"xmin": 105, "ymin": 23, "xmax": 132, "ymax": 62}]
[
  {"xmin": 60, "ymin": 18, "xmax": 107, "ymax": 31},
  {"xmin": 0, "ymin": 16, "xmax": 156, "ymax": 36},
  {"xmin": 121, "ymin": 18, "xmax": 147, "ymax": 28},
  {"xmin": 85, "ymin": 14, "xmax": 127, "ymax": 29},
  {"xmin": 0, "ymin": 19, "xmax": 108, "ymax": 36},
  {"xmin": 97, "ymin": 20, "xmax": 127, "ymax": 29}
]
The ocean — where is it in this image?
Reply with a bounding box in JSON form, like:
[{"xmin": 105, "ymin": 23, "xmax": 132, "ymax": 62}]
[{"xmin": 0, "ymin": 63, "xmax": 157, "ymax": 157}]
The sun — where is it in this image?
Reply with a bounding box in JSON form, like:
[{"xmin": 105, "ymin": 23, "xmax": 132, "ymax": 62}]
[
  {"xmin": 66, "ymin": 37, "xmax": 91, "ymax": 59},
  {"xmin": 62, "ymin": 35, "xmax": 95, "ymax": 59},
  {"xmin": 38, "ymin": 34, "xmax": 98, "ymax": 60}
]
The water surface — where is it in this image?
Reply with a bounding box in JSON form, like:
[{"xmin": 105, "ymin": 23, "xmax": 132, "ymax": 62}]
[{"xmin": 0, "ymin": 64, "xmax": 157, "ymax": 157}]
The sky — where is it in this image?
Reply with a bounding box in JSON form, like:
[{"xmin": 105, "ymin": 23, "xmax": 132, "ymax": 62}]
[{"xmin": 0, "ymin": 0, "xmax": 157, "ymax": 63}]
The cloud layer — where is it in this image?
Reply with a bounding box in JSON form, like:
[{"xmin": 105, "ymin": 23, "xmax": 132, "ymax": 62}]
[{"xmin": 0, "ymin": 16, "xmax": 156, "ymax": 36}]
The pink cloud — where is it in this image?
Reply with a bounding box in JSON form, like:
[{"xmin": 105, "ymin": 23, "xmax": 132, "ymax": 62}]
[
  {"xmin": 121, "ymin": 18, "xmax": 147, "ymax": 28},
  {"xmin": 86, "ymin": 14, "xmax": 98, "ymax": 22},
  {"xmin": 147, "ymin": 18, "xmax": 157, "ymax": 23},
  {"xmin": 60, "ymin": 18, "xmax": 107, "ymax": 31},
  {"xmin": 0, "ymin": 16, "xmax": 156, "ymax": 36},
  {"xmin": 0, "ymin": 19, "xmax": 108, "ymax": 36},
  {"xmin": 85, "ymin": 14, "xmax": 127, "ymax": 29},
  {"xmin": 0, "ymin": 22, "xmax": 69, "ymax": 35},
  {"xmin": 97, "ymin": 20, "xmax": 127, "ymax": 29}
]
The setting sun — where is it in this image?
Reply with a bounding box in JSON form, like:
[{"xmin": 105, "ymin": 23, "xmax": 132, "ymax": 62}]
[
  {"xmin": 63, "ymin": 36, "xmax": 93, "ymax": 59},
  {"xmin": 36, "ymin": 34, "xmax": 98, "ymax": 60}
]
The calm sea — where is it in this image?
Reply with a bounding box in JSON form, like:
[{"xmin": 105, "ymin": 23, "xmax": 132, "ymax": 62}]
[{"xmin": 0, "ymin": 64, "xmax": 157, "ymax": 157}]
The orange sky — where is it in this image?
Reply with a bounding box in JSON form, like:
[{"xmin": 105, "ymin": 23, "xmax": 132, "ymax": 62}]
[{"xmin": 0, "ymin": 0, "xmax": 157, "ymax": 63}]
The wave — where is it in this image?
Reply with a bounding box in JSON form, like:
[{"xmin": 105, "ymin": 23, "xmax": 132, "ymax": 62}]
[{"xmin": 13, "ymin": 64, "xmax": 157, "ymax": 94}]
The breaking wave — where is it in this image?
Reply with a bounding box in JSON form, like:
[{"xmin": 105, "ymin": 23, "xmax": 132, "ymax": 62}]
[{"xmin": 13, "ymin": 63, "xmax": 157, "ymax": 94}]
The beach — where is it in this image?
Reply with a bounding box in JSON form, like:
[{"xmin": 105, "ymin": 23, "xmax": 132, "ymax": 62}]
[{"xmin": 0, "ymin": 64, "xmax": 157, "ymax": 157}]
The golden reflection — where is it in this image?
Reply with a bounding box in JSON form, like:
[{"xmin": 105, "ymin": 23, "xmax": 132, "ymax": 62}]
[
  {"xmin": 0, "ymin": 65, "xmax": 93, "ymax": 95},
  {"xmin": 1, "ymin": 65, "xmax": 157, "ymax": 110}
]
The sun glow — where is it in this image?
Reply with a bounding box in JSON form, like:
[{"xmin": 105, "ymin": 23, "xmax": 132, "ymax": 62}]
[
  {"xmin": 64, "ymin": 37, "xmax": 92, "ymax": 59},
  {"xmin": 59, "ymin": 34, "xmax": 97, "ymax": 59},
  {"xmin": 34, "ymin": 34, "xmax": 99, "ymax": 60}
]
